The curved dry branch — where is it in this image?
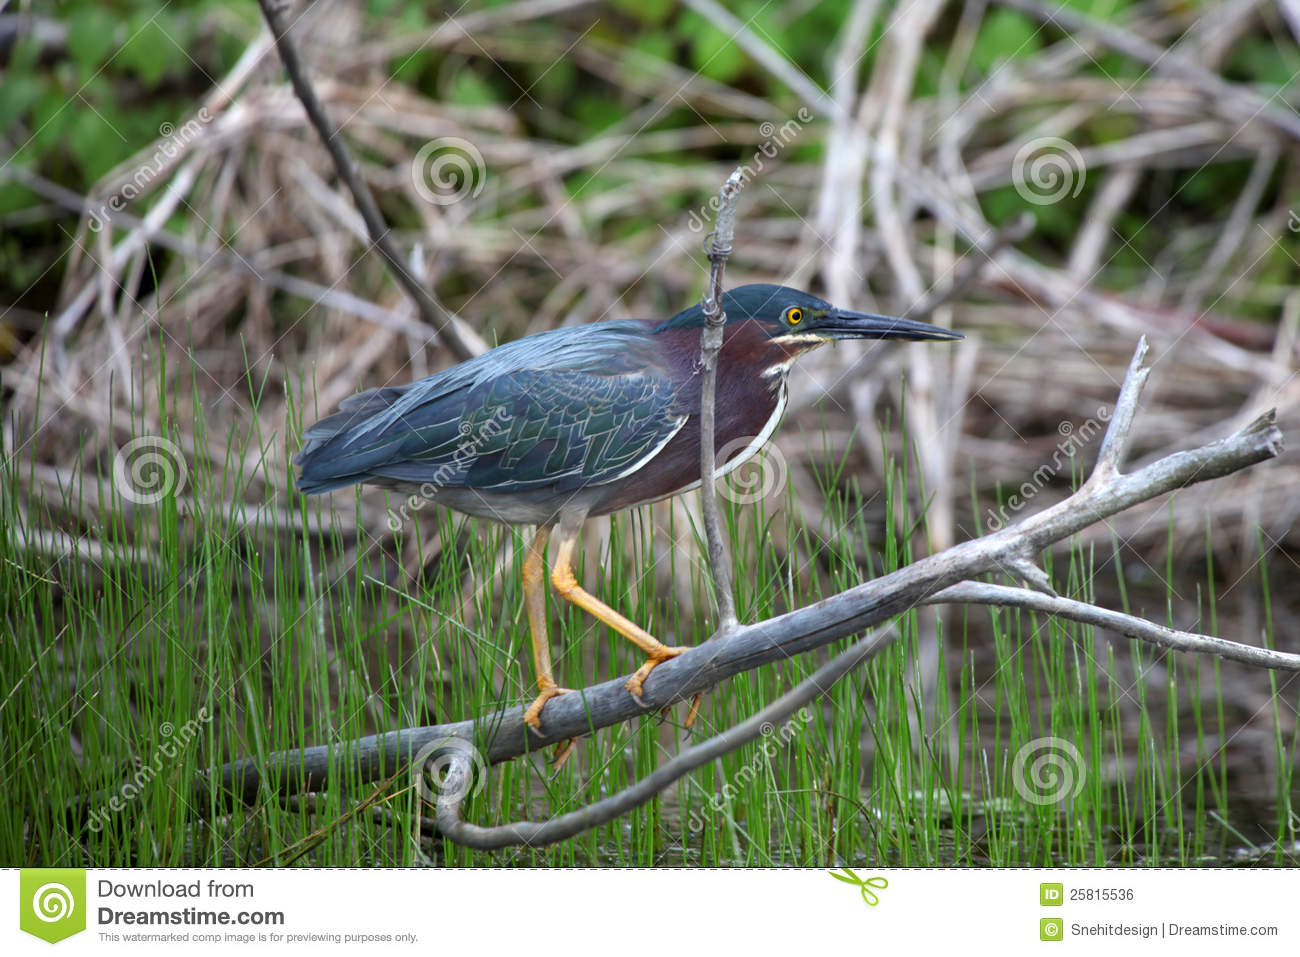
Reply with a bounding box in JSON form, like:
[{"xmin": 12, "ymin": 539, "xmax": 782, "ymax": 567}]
[
  {"xmin": 200, "ymin": 335, "xmax": 1283, "ymax": 823},
  {"xmin": 434, "ymin": 624, "xmax": 897, "ymax": 849},
  {"xmin": 257, "ymin": 0, "xmax": 478, "ymax": 362}
]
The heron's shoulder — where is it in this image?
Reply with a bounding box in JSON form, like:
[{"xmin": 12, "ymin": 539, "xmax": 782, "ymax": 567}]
[{"xmin": 438, "ymin": 319, "xmax": 659, "ymax": 385}]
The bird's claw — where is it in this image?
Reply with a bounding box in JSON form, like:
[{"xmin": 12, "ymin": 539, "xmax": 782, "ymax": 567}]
[
  {"xmin": 658, "ymin": 690, "xmax": 705, "ymax": 728},
  {"xmin": 523, "ymin": 685, "xmax": 574, "ymax": 732},
  {"xmin": 684, "ymin": 691, "xmax": 704, "ymax": 729},
  {"xmin": 625, "ymin": 645, "xmax": 690, "ymax": 700},
  {"xmin": 550, "ymin": 738, "xmax": 578, "ymax": 771}
]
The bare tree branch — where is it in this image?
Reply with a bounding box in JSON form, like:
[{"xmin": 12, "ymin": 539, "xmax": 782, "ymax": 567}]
[
  {"xmin": 256, "ymin": 0, "xmax": 478, "ymax": 362},
  {"xmin": 1090, "ymin": 335, "xmax": 1149, "ymax": 482},
  {"xmin": 925, "ymin": 582, "xmax": 1300, "ymax": 672},
  {"xmin": 698, "ymin": 168, "xmax": 745, "ymax": 631},
  {"xmin": 434, "ymin": 624, "xmax": 898, "ymax": 849}
]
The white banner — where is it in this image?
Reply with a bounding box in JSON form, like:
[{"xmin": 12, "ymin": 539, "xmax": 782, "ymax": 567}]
[{"xmin": 7, "ymin": 868, "xmax": 1295, "ymax": 953}]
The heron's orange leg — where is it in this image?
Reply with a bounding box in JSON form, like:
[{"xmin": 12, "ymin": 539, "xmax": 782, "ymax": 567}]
[
  {"xmin": 521, "ymin": 525, "xmax": 574, "ymax": 730},
  {"xmin": 550, "ymin": 531, "xmax": 688, "ymax": 700},
  {"xmin": 660, "ymin": 692, "xmax": 705, "ymax": 729}
]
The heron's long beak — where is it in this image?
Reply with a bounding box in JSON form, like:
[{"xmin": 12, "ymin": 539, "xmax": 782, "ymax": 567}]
[{"xmin": 819, "ymin": 308, "xmax": 963, "ymax": 342}]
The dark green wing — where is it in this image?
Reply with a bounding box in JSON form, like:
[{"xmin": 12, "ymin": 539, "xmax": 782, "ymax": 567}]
[{"xmin": 359, "ymin": 368, "xmax": 687, "ymax": 493}]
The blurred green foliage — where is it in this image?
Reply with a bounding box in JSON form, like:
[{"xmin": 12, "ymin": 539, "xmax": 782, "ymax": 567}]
[
  {"xmin": 2, "ymin": 0, "xmax": 1295, "ymax": 320},
  {"xmin": 1, "ymin": 1, "xmax": 257, "ymax": 211}
]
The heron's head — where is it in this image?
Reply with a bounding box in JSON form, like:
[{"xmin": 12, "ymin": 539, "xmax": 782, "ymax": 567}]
[{"xmin": 657, "ymin": 283, "xmax": 963, "ymax": 347}]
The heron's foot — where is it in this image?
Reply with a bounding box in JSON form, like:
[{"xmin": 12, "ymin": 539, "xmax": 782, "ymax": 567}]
[
  {"xmin": 685, "ymin": 691, "xmax": 704, "ymax": 729},
  {"xmin": 550, "ymin": 738, "xmax": 578, "ymax": 771},
  {"xmin": 659, "ymin": 690, "xmax": 705, "ymax": 729},
  {"xmin": 626, "ymin": 645, "xmax": 689, "ymax": 700},
  {"xmin": 523, "ymin": 685, "xmax": 574, "ymax": 731}
]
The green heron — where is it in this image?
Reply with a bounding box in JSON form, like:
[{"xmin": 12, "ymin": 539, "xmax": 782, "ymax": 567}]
[{"xmin": 295, "ymin": 284, "xmax": 960, "ymax": 729}]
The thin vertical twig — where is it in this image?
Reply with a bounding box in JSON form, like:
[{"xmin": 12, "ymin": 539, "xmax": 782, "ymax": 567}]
[
  {"xmin": 698, "ymin": 167, "xmax": 745, "ymax": 631},
  {"xmin": 256, "ymin": 0, "xmax": 477, "ymax": 362}
]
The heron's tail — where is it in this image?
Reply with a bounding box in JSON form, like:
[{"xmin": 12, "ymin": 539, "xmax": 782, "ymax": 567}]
[{"xmin": 293, "ymin": 387, "xmax": 407, "ymax": 494}]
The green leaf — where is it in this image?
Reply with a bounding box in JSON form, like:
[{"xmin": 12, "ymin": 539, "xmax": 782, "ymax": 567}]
[
  {"xmin": 392, "ymin": 50, "xmax": 432, "ymax": 86},
  {"xmin": 1226, "ymin": 39, "xmax": 1296, "ymax": 89},
  {"xmin": 67, "ymin": 8, "xmax": 119, "ymax": 78},
  {"xmin": 119, "ymin": 14, "xmax": 184, "ymax": 86},
  {"xmin": 447, "ymin": 69, "xmax": 497, "ymax": 107},
  {"xmin": 630, "ymin": 31, "xmax": 673, "ymax": 62},
  {"xmin": 573, "ymin": 95, "xmax": 623, "ymax": 133},
  {"xmin": 0, "ymin": 74, "xmax": 44, "ymax": 132},
  {"xmin": 609, "ymin": 0, "xmax": 674, "ymax": 24},
  {"xmin": 0, "ymin": 176, "xmax": 40, "ymax": 218},
  {"xmin": 683, "ymin": 12, "xmax": 747, "ymax": 84},
  {"xmin": 971, "ymin": 10, "xmax": 1041, "ymax": 74},
  {"xmin": 1059, "ymin": 0, "xmax": 1133, "ymax": 19},
  {"xmin": 29, "ymin": 89, "xmax": 75, "ymax": 156},
  {"xmin": 524, "ymin": 57, "xmax": 576, "ymax": 103}
]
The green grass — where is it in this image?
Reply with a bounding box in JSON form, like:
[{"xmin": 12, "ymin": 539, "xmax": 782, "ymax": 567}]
[{"xmin": 2, "ymin": 342, "xmax": 1297, "ymax": 867}]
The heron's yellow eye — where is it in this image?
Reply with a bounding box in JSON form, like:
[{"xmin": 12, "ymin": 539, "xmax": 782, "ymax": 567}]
[{"xmin": 786, "ymin": 307, "xmax": 803, "ymax": 325}]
